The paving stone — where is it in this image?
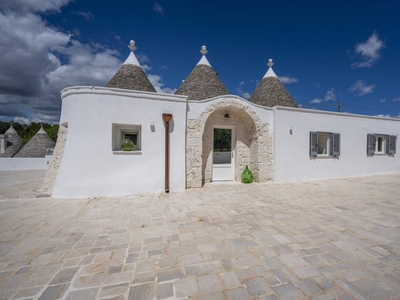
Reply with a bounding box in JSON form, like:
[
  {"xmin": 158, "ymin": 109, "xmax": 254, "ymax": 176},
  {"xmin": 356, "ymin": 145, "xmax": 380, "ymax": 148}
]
[
  {"xmin": 198, "ymin": 273, "xmax": 223, "ymax": 294},
  {"xmin": 220, "ymin": 272, "xmax": 242, "ymax": 289},
  {"xmin": 65, "ymin": 287, "xmax": 99, "ymax": 299},
  {"xmin": 272, "ymin": 283, "xmax": 305, "ymax": 299},
  {"xmin": 175, "ymin": 276, "xmax": 199, "ymax": 297},
  {"xmin": 38, "ymin": 283, "xmax": 70, "ymax": 300},
  {"xmin": 129, "ymin": 283, "xmax": 154, "ymax": 300},
  {"xmin": 197, "ymin": 291, "xmax": 225, "ymax": 300},
  {"xmin": 353, "ymin": 277, "xmax": 398, "ymax": 299},
  {"xmin": 294, "ymin": 279, "xmax": 323, "ymax": 296},
  {"xmin": 243, "ymin": 277, "xmax": 272, "ymax": 296},
  {"xmin": 136, "ymin": 260, "xmax": 155, "ymax": 273},
  {"xmin": 335, "ymin": 279, "xmax": 374, "ymax": 300},
  {"xmin": 225, "ymin": 287, "xmax": 253, "ymax": 300},
  {"xmin": 156, "ymin": 282, "xmax": 173, "ymax": 299},
  {"xmin": 99, "ymin": 282, "xmax": 130, "ymax": 298},
  {"xmin": 50, "ymin": 267, "xmax": 80, "ymax": 284},
  {"xmin": 157, "ymin": 268, "xmax": 183, "ymax": 282},
  {"xmin": 12, "ymin": 286, "xmax": 42, "ymax": 299},
  {"xmin": 72, "ymin": 273, "xmax": 105, "ymax": 289},
  {"xmin": 2, "ymin": 173, "xmax": 400, "ymax": 300}
]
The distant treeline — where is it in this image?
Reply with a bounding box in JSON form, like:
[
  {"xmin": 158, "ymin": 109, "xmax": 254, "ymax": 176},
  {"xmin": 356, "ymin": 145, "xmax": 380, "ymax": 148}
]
[{"xmin": 0, "ymin": 122, "xmax": 59, "ymax": 143}]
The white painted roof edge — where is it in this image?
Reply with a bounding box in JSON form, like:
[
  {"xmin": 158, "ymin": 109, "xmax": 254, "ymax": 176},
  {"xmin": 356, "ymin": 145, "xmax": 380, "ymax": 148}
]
[
  {"xmin": 60, "ymin": 86, "xmax": 188, "ymax": 102},
  {"xmin": 274, "ymin": 106, "xmax": 400, "ymax": 122}
]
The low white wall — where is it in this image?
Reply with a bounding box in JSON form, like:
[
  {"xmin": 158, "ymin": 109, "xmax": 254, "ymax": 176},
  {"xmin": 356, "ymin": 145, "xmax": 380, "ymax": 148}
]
[
  {"xmin": 53, "ymin": 87, "xmax": 187, "ymax": 198},
  {"xmin": 0, "ymin": 156, "xmax": 51, "ymax": 171},
  {"xmin": 274, "ymin": 107, "xmax": 400, "ymax": 182}
]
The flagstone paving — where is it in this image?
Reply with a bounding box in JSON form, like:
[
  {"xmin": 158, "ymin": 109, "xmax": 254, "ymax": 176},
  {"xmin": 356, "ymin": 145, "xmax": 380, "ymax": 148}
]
[{"xmin": 1, "ymin": 172, "xmax": 400, "ymax": 299}]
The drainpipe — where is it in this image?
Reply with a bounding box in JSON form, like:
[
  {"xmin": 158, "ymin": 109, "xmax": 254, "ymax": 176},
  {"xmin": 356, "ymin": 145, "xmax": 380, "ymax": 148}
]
[{"xmin": 163, "ymin": 114, "xmax": 173, "ymax": 193}]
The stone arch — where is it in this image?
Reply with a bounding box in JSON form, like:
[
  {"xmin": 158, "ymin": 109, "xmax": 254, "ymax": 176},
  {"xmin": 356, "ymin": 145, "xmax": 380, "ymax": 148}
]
[{"xmin": 186, "ymin": 98, "xmax": 273, "ymax": 188}]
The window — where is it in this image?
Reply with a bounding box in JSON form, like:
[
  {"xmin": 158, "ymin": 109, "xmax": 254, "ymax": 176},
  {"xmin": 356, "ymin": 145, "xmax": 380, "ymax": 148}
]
[
  {"xmin": 367, "ymin": 134, "xmax": 396, "ymax": 156},
  {"xmin": 310, "ymin": 132, "xmax": 340, "ymax": 158},
  {"xmin": 112, "ymin": 123, "xmax": 142, "ymax": 153}
]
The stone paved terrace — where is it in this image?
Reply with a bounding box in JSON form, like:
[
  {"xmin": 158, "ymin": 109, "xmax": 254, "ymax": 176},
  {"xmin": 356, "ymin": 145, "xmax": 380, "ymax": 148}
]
[{"xmin": 1, "ymin": 171, "xmax": 400, "ymax": 300}]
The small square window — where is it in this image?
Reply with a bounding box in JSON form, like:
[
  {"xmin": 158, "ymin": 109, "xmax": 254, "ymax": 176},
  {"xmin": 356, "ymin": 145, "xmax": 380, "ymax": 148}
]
[{"xmin": 112, "ymin": 123, "xmax": 142, "ymax": 153}]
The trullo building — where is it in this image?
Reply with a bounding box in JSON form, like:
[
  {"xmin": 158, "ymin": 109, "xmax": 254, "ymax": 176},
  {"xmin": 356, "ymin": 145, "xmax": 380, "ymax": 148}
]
[{"xmin": 42, "ymin": 41, "xmax": 400, "ymax": 198}]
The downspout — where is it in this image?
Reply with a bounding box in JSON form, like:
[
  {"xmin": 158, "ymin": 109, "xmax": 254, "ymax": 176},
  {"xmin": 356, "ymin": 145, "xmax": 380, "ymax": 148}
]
[{"xmin": 163, "ymin": 114, "xmax": 173, "ymax": 193}]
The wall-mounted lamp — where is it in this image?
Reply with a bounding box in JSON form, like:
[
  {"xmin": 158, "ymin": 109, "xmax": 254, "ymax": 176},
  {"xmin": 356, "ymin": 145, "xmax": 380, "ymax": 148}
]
[
  {"xmin": 150, "ymin": 123, "xmax": 155, "ymax": 132},
  {"xmin": 289, "ymin": 127, "xmax": 293, "ymax": 135},
  {"xmin": 224, "ymin": 113, "xmax": 230, "ymax": 118}
]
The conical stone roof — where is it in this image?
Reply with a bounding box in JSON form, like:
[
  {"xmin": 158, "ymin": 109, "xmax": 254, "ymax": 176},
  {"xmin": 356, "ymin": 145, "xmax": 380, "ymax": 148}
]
[
  {"xmin": 0, "ymin": 124, "xmax": 24, "ymax": 157},
  {"xmin": 107, "ymin": 41, "xmax": 156, "ymax": 92},
  {"xmin": 14, "ymin": 126, "xmax": 55, "ymax": 158},
  {"xmin": 249, "ymin": 59, "xmax": 298, "ymax": 108},
  {"xmin": 175, "ymin": 46, "xmax": 229, "ymax": 100}
]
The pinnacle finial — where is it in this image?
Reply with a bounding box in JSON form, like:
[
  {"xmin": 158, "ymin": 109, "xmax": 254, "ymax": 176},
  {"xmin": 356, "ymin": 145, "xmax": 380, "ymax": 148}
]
[
  {"xmin": 267, "ymin": 58, "xmax": 274, "ymax": 68},
  {"xmin": 200, "ymin": 45, "xmax": 208, "ymax": 55},
  {"xmin": 128, "ymin": 40, "xmax": 137, "ymax": 52}
]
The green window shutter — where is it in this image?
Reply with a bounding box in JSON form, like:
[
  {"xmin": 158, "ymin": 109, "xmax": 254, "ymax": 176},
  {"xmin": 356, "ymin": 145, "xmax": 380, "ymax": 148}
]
[
  {"xmin": 331, "ymin": 133, "xmax": 340, "ymax": 157},
  {"xmin": 310, "ymin": 132, "xmax": 318, "ymax": 157},
  {"xmin": 388, "ymin": 135, "xmax": 396, "ymax": 155},
  {"xmin": 367, "ymin": 134, "xmax": 376, "ymax": 155}
]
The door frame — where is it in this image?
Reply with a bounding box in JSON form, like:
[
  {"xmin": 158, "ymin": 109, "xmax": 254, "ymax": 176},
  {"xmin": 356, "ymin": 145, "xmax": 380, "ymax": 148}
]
[{"xmin": 212, "ymin": 125, "xmax": 236, "ymax": 181}]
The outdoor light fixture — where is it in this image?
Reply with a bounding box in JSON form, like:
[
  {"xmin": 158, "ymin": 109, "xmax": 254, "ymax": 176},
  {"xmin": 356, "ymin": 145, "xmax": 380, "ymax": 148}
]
[
  {"xmin": 150, "ymin": 123, "xmax": 155, "ymax": 132},
  {"xmin": 289, "ymin": 127, "xmax": 293, "ymax": 135}
]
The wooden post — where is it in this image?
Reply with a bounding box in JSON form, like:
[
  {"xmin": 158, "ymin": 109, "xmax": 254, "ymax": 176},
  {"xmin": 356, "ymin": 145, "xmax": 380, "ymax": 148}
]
[{"xmin": 162, "ymin": 114, "xmax": 173, "ymax": 193}]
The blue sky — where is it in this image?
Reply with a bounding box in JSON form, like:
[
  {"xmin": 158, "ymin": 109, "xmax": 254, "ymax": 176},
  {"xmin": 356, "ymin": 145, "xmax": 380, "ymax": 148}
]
[{"xmin": 1, "ymin": 0, "xmax": 400, "ymax": 123}]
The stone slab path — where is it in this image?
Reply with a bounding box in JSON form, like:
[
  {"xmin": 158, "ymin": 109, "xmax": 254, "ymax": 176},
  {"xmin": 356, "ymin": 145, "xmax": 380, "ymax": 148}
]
[{"xmin": 1, "ymin": 173, "xmax": 400, "ymax": 299}]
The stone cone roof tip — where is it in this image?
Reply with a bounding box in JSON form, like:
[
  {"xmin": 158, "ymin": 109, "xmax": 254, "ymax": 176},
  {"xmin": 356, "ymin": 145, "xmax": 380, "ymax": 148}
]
[
  {"xmin": 175, "ymin": 46, "xmax": 229, "ymax": 100},
  {"xmin": 249, "ymin": 59, "xmax": 298, "ymax": 108},
  {"xmin": 14, "ymin": 126, "xmax": 55, "ymax": 158},
  {"xmin": 106, "ymin": 40, "xmax": 156, "ymax": 92},
  {"xmin": 0, "ymin": 124, "xmax": 24, "ymax": 157}
]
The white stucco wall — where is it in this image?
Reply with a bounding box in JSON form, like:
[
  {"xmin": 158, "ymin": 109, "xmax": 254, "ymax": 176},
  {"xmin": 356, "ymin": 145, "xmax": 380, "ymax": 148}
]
[
  {"xmin": 52, "ymin": 87, "xmax": 187, "ymax": 198},
  {"xmin": 0, "ymin": 156, "xmax": 51, "ymax": 171},
  {"xmin": 274, "ymin": 107, "xmax": 400, "ymax": 182}
]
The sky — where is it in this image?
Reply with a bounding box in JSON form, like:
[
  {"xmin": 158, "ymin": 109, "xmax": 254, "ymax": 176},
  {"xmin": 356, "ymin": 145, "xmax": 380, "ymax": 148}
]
[{"xmin": 1, "ymin": 0, "xmax": 400, "ymax": 124}]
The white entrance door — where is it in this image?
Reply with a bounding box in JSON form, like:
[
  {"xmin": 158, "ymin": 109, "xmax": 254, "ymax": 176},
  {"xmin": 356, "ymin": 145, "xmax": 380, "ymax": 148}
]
[{"xmin": 212, "ymin": 127, "xmax": 235, "ymax": 181}]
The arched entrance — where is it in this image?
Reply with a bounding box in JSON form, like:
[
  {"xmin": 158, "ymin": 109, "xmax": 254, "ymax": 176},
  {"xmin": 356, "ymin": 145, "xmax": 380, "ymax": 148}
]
[{"xmin": 186, "ymin": 98, "xmax": 273, "ymax": 188}]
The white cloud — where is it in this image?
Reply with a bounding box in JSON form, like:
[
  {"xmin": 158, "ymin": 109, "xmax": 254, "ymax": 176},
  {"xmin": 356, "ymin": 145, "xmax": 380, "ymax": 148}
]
[
  {"xmin": 352, "ymin": 32, "xmax": 384, "ymax": 68},
  {"xmin": 324, "ymin": 88, "xmax": 336, "ymax": 101},
  {"xmin": 392, "ymin": 97, "xmax": 400, "ymax": 102},
  {"xmin": 310, "ymin": 98, "xmax": 322, "ymax": 104},
  {"xmin": 147, "ymin": 74, "xmax": 175, "ymax": 94},
  {"xmin": 309, "ymin": 88, "xmax": 336, "ymax": 104},
  {"xmin": 0, "ymin": 6, "xmax": 123, "ymax": 123},
  {"xmin": 241, "ymin": 92, "xmax": 251, "ymax": 100},
  {"xmin": 349, "ymin": 80, "xmax": 375, "ymax": 97},
  {"xmin": 235, "ymin": 87, "xmax": 251, "ymax": 100},
  {"xmin": 1, "ymin": 0, "xmax": 72, "ymax": 13},
  {"xmin": 153, "ymin": 2, "xmax": 164, "ymax": 16},
  {"xmin": 278, "ymin": 76, "xmax": 298, "ymax": 84},
  {"xmin": 380, "ymin": 98, "xmax": 387, "ymax": 103},
  {"xmin": 73, "ymin": 11, "xmax": 94, "ymax": 20}
]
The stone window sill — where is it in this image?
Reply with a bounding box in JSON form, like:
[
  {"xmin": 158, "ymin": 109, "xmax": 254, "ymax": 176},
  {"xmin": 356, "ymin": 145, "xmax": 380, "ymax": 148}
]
[{"xmin": 113, "ymin": 151, "xmax": 142, "ymax": 155}]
